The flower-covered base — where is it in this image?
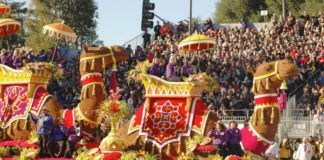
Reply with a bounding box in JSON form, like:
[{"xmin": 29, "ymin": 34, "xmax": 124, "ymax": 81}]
[{"xmin": 99, "ymin": 130, "xmax": 125, "ymax": 153}]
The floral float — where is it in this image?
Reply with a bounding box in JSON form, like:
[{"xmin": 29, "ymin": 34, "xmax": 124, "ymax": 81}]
[{"xmin": 98, "ymin": 87, "xmax": 129, "ymax": 153}]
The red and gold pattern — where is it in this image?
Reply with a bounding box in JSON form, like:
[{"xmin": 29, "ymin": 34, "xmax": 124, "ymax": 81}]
[
  {"xmin": 0, "ymin": 85, "xmax": 51, "ymax": 129},
  {"xmin": 139, "ymin": 98, "xmax": 192, "ymax": 148}
]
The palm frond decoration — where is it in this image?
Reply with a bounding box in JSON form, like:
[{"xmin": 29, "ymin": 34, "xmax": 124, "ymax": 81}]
[{"xmin": 127, "ymin": 60, "xmax": 152, "ymax": 84}]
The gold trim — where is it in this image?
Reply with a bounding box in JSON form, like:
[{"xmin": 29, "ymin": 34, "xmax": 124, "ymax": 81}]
[
  {"xmin": 75, "ymin": 105, "xmax": 97, "ymax": 127},
  {"xmin": 255, "ymin": 103, "xmax": 278, "ymax": 109}
]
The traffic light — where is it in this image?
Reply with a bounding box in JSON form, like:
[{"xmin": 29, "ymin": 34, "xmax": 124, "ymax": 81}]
[{"xmin": 141, "ymin": 0, "xmax": 155, "ymax": 31}]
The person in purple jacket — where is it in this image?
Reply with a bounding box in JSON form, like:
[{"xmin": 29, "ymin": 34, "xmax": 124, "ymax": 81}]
[
  {"xmin": 181, "ymin": 58, "xmax": 193, "ymax": 77},
  {"xmin": 226, "ymin": 120, "xmax": 243, "ymax": 156},
  {"xmin": 149, "ymin": 58, "xmax": 160, "ymax": 77},
  {"xmin": 166, "ymin": 55, "xmax": 180, "ymax": 81},
  {"xmin": 208, "ymin": 121, "xmax": 228, "ymax": 157},
  {"xmin": 0, "ymin": 49, "xmax": 12, "ymax": 66},
  {"xmin": 64, "ymin": 120, "xmax": 83, "ymax": 158},
  {"xmin": 12, "ymin": 49, "xmax": 22, "ymax": 69}
]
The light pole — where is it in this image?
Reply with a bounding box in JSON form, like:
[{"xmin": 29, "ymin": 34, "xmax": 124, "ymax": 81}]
[
  {"xmin": 189, "ymin": 0, "xmax": 192, "ymax": 35},
  {"xmin": 282, "ymin": 0, "xmax": 286, "ymax": 19}
]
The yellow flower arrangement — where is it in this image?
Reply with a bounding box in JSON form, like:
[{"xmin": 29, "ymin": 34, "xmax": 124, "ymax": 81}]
[
  {"xmin": 127, "ymin": 60, "xmax": 152, "ymax": 84},
  {"xmin": 185, "ymin": 73, "xmax": 219, "ymax": 93}
]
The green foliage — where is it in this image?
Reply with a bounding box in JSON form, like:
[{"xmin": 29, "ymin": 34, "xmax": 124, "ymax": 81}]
[
  {"xmin": 0, "ymin": 147, "xmax": 9, "ymax": 157},
  {"xmin": 25, "ymin": 0, "xmax": 101, "ymax": 52},
  {"xmin": 18, "ymin": 148, "xmax": 39, "ymax": 160},
  {"xmin": 25, "ymin": 0, "xmax": 57, "ymax": 53},
  {"xmin": 214, "ymin": 0, "xmax": 324, "ymax": 23}
]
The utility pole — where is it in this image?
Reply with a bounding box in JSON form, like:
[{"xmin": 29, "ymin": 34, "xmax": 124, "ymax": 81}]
[
  {"xmin": 189, "ymin": 0, "xmax": 192, "ymax": 35},
  {"xmin": 282, "ymin": 0, "xmax": 286, "ymax": 19}
]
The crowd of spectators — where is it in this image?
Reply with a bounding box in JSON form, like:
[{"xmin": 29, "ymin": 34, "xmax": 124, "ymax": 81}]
[{"xmin": 0, "ymin": 11, "xmax": 323, "ymax": 118}]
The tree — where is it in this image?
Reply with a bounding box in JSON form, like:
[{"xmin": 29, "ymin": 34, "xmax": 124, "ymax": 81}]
[
  {"xmin": 213, "ymin": 0, "xmax": 266, "ymax": 23},
  {"xmin": 25, "ymin": 0, "xmax": 57, "ymax": 53},
  {"xmin": 25, "ymin": 0, "xmax": 100, "ymax": 52},
  {"xmin": 214, "ymin": 0, "xmax": 322, "ymax": 23}
]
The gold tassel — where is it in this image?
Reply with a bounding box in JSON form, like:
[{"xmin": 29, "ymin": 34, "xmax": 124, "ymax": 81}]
[
  {"xmin": 270, "ymin": 107, "xmax": 275, "ymax": 124},
  {"xmin": 251, "ymin": 80, "xmax": 256, "ymax": 93},
  {"xmin": 142, "ymin": 141, "xmax": 146, "ymax": 151},
  {"xmin": 3, "ymin": 128, "xmax": 6, "ymax": 139},
  {"xmin": 266, "ymin": 78, "xmax": 269, "ymax": 90},
  {"xmin": 151, "ymin": 143, "xmax": 154, "ymax": 154},
  {"xmin": 280, "ymin": 80, "xmax": 287, "ymax": 90},
  {"xmin": 15, "ymin": 121, "xmax": 19, "ymax": 130},
  {"xmin": 92, "ymin": 85, "xmax": 96, "ymax": 96},
  {"xmin": 177, "ymin": 142, "xmax": 181, "ymax": 154},
  {"xmin": 23, "ymin": 119, "xmax": 28, "ymax": 129},
  {"xmin": 83, "ymin": 87, "xmax": 87, "ymax": 99},
  {"xmin": 91, "ymin": 59, "xmax": 95, "ymax": 70},
  {"xmin": 83, "ymin": 61, "xmax": 87, "ymax": 71},
  {"xmin": 166, "ymin": 143, "xmax": 171, "ymax": 155},
  {"xmin": 102, "ymin": 57, "xmax": 106, "ymax": 69},
  {"xmin": 112, "ymin": 63, "xmax": 117, "ymax": 71},
  {"xmin": 257, "ymin": 80, "xmax": 261, "ymax": 92},
  {"xmin": 261, "ymin": 108, "xmax": 265, "ymax": 124}
]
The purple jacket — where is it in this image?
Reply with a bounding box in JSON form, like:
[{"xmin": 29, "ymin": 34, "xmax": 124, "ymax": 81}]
[
  {"xmin": 208, "ymin": 129, "xmax": 228, "ymax": 146},
  {"xmin": 181, "ymin": 64, "xmax": 193, "ymax": 77},
  {"xmin": 0, "ymin": 52, "xmax": 13, "ymax": 66},
  {"xmin": 13, "ymin": 56, "xmax": 22, "ymax": 69},
  {"xmin": 226, "ymin": 128, "xmax": 241, "ymax": 144},
  {"xmin": 149, "ymin": 64, "xmax": 160, "ymax": 77},
  {"xmin": 166, "ymin": 63, "xmax": 176, "ymax": 78}
]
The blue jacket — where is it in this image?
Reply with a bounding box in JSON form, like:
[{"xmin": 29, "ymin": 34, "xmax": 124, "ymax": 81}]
[
  {"xmin": 30, "ymin": 113, "xmax": 54, "ymax": 135},
  {"xmin": 51, "ymin": 125, "xmax": 68, "ymax": 141}
]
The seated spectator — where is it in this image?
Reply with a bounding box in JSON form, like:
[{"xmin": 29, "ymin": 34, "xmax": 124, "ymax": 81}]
[
  {"xmin": 166, "ymin": 55, "xmax": 180, "ymax": 81},
  {"xmin": 226, "ymin": 121, "xmax": 243, "ymax": 156}
]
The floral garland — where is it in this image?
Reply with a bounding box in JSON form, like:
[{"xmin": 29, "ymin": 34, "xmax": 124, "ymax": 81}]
[
  {"xmin": 184, "ymin": 73, "xmax": 219, "ymax": 93},
  {"xmin": 97, "ymin": 87, "xmax": 128, "ymax": 122},
  {"xmin": 120, "ymin": 151, "xmax": 158, "ymax": 160},
  {"xmin": 23, "ymin": 62, "xmax": 64, "ymax": 80}
]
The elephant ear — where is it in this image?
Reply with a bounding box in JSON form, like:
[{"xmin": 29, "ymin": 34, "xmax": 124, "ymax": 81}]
[{"xmin": 246, "ymin": 65, "xmax": 256, "ymax": 74}]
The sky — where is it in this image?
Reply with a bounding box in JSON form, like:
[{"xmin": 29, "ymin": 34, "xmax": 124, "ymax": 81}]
[
  {"xmin": 14, "ymin": 0, "xmax": 218, "ymax": 46},
  {"xmin": 97, "ymin": 0, "xmax": 218, "ymax": 46}
]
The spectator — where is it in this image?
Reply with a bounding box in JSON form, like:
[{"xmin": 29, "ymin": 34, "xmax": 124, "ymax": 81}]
[
  {"xmin": 296, "ymin": 137, "xmax": 312, "ymax": 160},
  {"xmin": 142, "ymin": 30, "xmax": 151, "ymax": 48},
  {"xmin": 279, "ymin": 137, "xmax": 292, "ymax": 160},
  {"xmin": 265, "ymin": 142, "xmax": 279, "ymax": 160},
  {"xmin": 154, "ymin": 21, "xmax": 161, "ymax": 39},
  {"xmin": 29, "ymin": 109, "xmax": 54, "ymax": 158}
]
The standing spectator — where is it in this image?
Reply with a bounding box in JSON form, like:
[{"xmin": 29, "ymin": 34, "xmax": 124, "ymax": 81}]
[
  {"xmin": 51, "ymin": 118, "xmax": 68, "ymax": 158},
  {"xmin": 208, "ymin": 121, "xmax": 228, "ymax": 157},
  {"xmin": 296, "ymin": 137, "xmax": 312, "ymax": 160},
  {"xmin": 65, "ymin": 120, "xmax": 83, "ymax": 158},
  {"xmin": 29, "ymin": 109, "xmax": 54, "ymax": 158},
  {"xmin": 125, "ymin": 45, "xmax": 134, "ymax": 59},
  {"xmin": 154, "ymin": 21, "xmax": 161, "ymax": 39},
  {"xmin": 142, "ymin": 30, "xmax": 151, "ymax": 49},
  {"xmin": 226, "ymin": 121, "xmax": 243, "ymax": 156},
  {"xmin": 279, "ymin": 137, "xmax": 292, "ymax": 160}
]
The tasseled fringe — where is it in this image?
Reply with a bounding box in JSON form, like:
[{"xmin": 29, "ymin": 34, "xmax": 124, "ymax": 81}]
[
  {"xmin": 166, "ymin": 143, "xmax": 171, "ymax": 155},
  {"xmin": 83, "ymin": 61, "xmax": 87, "ymax": 71},
  {"xmin": 82, "ymin": 88, "xmax": 88, "ymax": 99},
  {"xmin": 23, "ymin": 119, "xmax": 28, "ymax": 129},
  {"xmin": 280, "ymin": 80, "xmax": 287, "ymax": 90},
  {"xmin": 142, "ymin": 141, "xmax": 146, "ymax": 151},
  {"xmin": 270, "ymin": 107, "xmax": 275, "ymax": 124},
  {"xmin": 151, "ymin": 143, "xmax": 155, "ymax": 154},
  {"xmin": 92, "ymin": 85, "xmax": 96, "ymax": 96},
  {"xmin": 177, "ymin": 142, "xmax": 181, "ymax": 154},
  {"xmin": 15, "ymin": 121, "xmax": 19, "ymax": 130},
  {"xmin": 91, "ymin": 59, "xmax": 95, "ymax": 70},
  {"xmin": 261, "ymin": 108, "xmax": 265, "ymax": 124},
  {"xmin": 252, "ymin": 113, "xmax": 257, "ymax": 126},
  {"xmin": 102, "ymin": 57, "xmax": 106, "ymax": 69},
  {"xmin": 251, "ymin": 80, "xmax": 256, "ymax": 93},
  {"xmin": 257, "ymin": 80, "xmax": 261, "ymax": 92},
  {"xmin": 265, "ymin": 78, "xmax": 269, "ymax": 90}
]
